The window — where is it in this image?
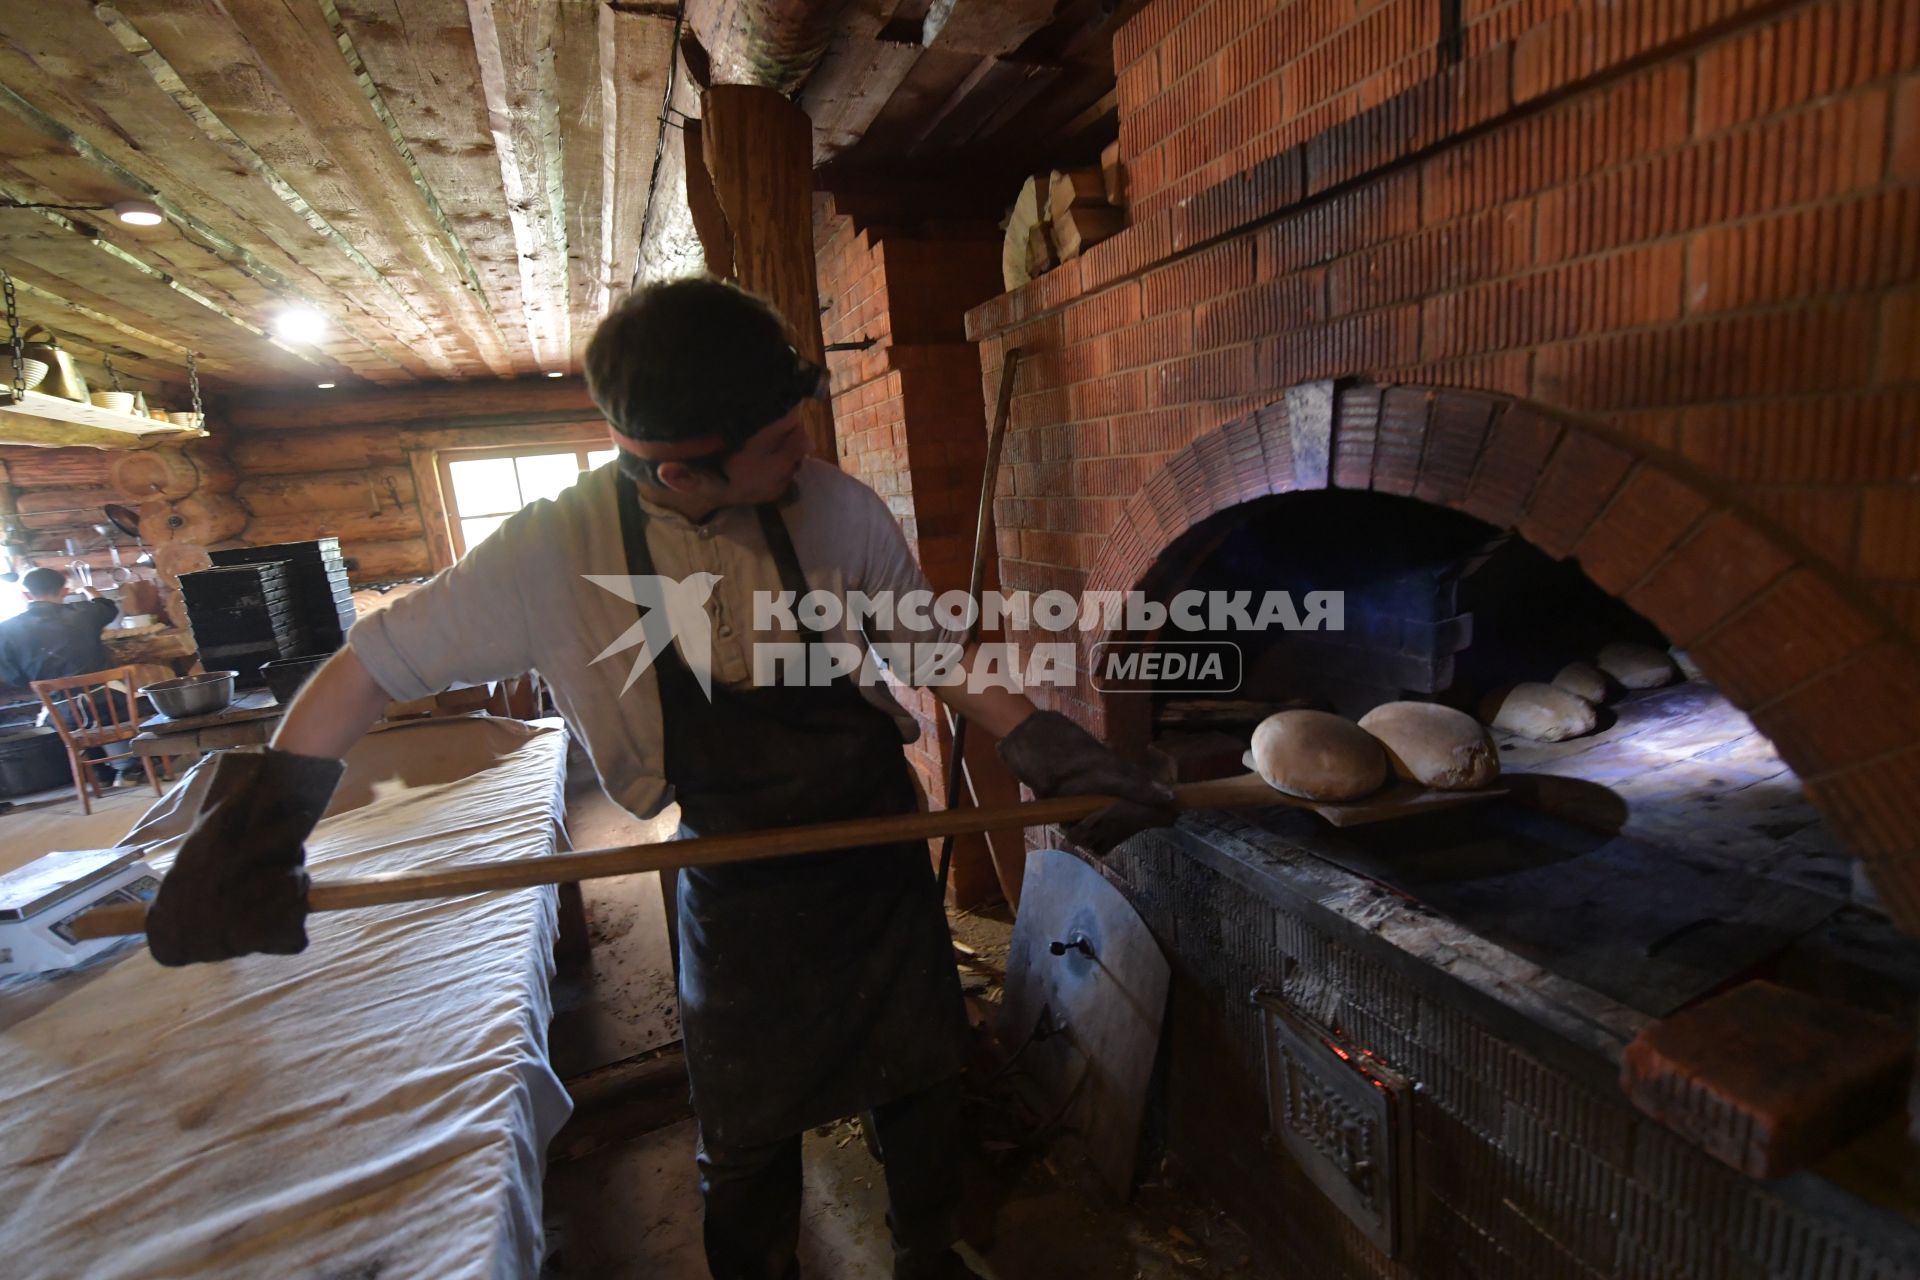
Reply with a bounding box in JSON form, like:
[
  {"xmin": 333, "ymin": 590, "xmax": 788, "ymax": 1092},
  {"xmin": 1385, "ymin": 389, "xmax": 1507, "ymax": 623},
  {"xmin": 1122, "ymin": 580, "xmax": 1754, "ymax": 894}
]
[{"xmin": 438, "ymin": 443, "xmax": 618, "ymax": 557}]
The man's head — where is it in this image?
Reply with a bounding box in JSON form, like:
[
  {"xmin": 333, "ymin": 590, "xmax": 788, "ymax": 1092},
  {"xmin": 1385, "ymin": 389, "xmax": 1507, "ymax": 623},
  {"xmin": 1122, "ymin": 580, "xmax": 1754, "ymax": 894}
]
[
  {"xmin": 585, "ymin": 277, "xmax": 826, "ymax": 512},
  {"xmin": 21, "ymin": 567, "xmax": 66, "ymax": 601}
]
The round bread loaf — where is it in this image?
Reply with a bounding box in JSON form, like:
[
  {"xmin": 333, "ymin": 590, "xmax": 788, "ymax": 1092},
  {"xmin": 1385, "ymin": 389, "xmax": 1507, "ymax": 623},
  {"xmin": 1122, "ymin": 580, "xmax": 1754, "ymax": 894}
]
[
  {"xmin": 1479, "ymin": 683, "xmax": 1598, "ymax": 741},
  {"xmin": 1249, "ymin": 710, "xmax": 1388, "ymax": 801},
  {"xmin": 1357, "ymin": 701, "xmax": 1500, "ymax": 790},
  {"xmin": 1595, "ymin": 641, "xmax": 1677, "ymax": 689},
  {"xmin": 1551, "ymin": 660, "xmax": 1610, "ymax": 704}
]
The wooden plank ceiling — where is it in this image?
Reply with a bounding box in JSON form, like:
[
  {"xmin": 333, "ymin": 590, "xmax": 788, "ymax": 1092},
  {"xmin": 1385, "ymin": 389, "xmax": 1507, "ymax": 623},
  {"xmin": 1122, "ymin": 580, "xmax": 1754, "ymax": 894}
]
[
  {"xmin": 0, "ymin": 0, "xmax": 672, "ymax": 395},
  {"xmin": 0, "ymin": 0, "xmax": 1120, "ymax": 399}
]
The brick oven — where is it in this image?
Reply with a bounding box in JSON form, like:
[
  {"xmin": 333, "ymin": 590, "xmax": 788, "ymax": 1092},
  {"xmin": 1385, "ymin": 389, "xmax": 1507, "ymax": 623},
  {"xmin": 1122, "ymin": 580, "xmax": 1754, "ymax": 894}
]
[{"xmin": 937, "ymin": 0, "xmax": 1920, "ymax": 1274}]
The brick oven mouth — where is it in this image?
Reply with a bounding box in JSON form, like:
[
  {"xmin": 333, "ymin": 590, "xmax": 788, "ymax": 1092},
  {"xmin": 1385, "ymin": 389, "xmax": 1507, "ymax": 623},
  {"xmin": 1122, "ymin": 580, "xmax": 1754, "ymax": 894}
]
[{"xmin": 1113, "ymin": 489, "xmax": 1917, "ymax": 1021}]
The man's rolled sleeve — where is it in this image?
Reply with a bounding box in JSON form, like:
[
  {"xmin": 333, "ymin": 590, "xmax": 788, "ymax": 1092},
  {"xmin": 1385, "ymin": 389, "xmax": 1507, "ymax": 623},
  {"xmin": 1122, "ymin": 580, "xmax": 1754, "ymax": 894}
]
[{"xmin": 348, "ymin": 514, "xmax": 539, "ymax": 701}]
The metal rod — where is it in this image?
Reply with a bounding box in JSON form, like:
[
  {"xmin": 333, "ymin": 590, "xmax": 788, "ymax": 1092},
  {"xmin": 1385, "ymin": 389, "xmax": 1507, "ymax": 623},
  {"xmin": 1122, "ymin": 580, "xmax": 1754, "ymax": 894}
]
[{"xmin": 936, "ymin": 347, "xmax": 1023, "ymax": 899}]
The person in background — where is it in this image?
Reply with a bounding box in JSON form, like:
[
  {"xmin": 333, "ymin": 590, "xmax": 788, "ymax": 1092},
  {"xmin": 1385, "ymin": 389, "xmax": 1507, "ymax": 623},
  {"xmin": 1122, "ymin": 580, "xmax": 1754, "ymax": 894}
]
[{"xmin": 0, "ymin": 565, "xmax": 132, "ymax": 786}]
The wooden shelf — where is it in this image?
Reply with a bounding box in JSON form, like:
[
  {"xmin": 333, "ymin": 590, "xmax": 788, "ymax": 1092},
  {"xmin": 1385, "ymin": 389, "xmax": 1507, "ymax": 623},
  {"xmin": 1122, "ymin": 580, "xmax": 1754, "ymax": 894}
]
[{"xmin": 0, "ymin": 388, "xmax": 207, "ymax": 448}]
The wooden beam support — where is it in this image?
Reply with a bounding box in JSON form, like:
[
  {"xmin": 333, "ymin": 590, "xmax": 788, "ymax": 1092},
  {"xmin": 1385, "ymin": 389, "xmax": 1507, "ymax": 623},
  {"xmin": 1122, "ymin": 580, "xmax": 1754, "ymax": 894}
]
[
  {"xmin": 330, "ymin": 0, "xmax": 541, "ymax": 372},
  {"xmin": 465, "ymin": 0, "xmax": 574, "ymax": 372},
  {"xmin": 696, "ymin": 86, "xmax": 837, "ymax": 464},
  {"xmin": 602, "ymin": 8, "xmax": 674, "ymax": 309},
  {"xmin": 222, "ymin": 375, "xmax": 601, "ymax": 432},
  {"xmin": 798, "ymin": 6, "xmax": 922, "ymax": 164},
  {"xmin": 408, "ymin": 448, "xmax": 458, "ymax": 572},
  {"xmin": 921, "ymin": 0, "xmax": 1057, "ymax": 57}
]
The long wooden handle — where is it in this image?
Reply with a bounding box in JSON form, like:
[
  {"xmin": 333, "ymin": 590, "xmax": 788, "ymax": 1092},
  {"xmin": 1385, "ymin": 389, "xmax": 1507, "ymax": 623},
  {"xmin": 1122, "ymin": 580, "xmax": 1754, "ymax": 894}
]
[{"xmin": 65, "ymin": 773, "xmax": 1280, "ymax": 941}]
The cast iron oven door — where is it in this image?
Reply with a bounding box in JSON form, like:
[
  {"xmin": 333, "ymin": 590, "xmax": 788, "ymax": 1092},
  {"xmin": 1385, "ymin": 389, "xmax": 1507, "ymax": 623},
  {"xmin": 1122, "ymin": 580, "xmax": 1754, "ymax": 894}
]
[{"xmin": 1253, "ymin": 989, "xmax": 1413, "ymax": 1256}]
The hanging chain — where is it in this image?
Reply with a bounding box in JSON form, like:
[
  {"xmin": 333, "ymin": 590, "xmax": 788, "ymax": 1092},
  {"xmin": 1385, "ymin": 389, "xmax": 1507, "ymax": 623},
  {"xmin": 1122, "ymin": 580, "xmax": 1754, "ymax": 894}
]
[
  {"xmin": 105, "ymin": 355, "xmax": 123, "ymax": 392},
  {"xmin": 3, "ymin": 269, "xmax": 21, "ymax": 404},
  {"xmin": 187, "ymin": 350, "xmax": 203, "ymax": 426}
]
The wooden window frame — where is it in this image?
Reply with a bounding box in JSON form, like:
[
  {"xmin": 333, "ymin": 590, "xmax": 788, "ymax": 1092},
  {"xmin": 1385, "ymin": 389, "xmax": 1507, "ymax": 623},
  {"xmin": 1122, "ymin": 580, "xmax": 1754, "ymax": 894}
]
[{"xmin": 424, "ymin": 438, "xmax": 615, "ymax": 563}]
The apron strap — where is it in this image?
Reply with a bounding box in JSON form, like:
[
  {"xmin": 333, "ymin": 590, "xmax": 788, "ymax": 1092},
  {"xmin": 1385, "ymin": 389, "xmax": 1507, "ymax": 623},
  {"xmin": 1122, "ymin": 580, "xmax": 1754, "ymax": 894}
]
[
  {"xmin": 755, "ymin": 503, "xmax": 820, "ymax": 638},
  {"xmin": 614, "ymin": 478, "xmax": 828, "ymax": 671}
]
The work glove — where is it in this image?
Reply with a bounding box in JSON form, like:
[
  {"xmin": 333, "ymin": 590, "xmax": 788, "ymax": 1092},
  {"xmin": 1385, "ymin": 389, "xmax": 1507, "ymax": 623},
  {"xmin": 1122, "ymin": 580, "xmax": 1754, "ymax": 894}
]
[
  {"xmin": 994, "ymin": 710, "xmax": 1177, "ymax": 855},
  {"xmin": 144, "ymin": 747, "xmax": 344, "ymax": 966}
]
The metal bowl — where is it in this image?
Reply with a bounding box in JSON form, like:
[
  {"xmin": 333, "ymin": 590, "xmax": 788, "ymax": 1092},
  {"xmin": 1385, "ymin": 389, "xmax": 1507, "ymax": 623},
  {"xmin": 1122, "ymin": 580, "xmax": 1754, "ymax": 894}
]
[{"xmin": 144, "ymin": 671, "xmax": 236, "ymax": 719}]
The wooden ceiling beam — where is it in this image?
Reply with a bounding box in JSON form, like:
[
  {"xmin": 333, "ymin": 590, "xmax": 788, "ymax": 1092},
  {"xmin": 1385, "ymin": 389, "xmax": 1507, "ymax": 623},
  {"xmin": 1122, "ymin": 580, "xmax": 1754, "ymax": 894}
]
[
  {"xmin": 330, "ymin": 0, "xmax": 540, "ymax": 374},
  {"xmin": 0, "ymin": 8, "xmax": 441, "ymax": 380},
  {"xmin": 101, "ymin": 0, "xmax": 517, "ymax": 379},
  {"xmin": 465, "ymin": 0, "xmax": 574, "ymax": 372},
  {"xmin": 0, "ymin": 208, "xmax": 350, "ymax": 377},
  {"xmin": 0, "ymin": 239, "xmax": 330, "ymax": 385},
  {"xmin": 799, "ymin": 2, "xmax": 922, "ymax": 164},
  {"xmin": 558, "ymin": 0, "xmax": 611, "ymax": 370},
  {"xmin": 602, "ymin": 8, "xmax": 673, "ymax": 307},
  {"xmin": 222, "ymin": 374, "xmax": 601, "ymax": 432}
]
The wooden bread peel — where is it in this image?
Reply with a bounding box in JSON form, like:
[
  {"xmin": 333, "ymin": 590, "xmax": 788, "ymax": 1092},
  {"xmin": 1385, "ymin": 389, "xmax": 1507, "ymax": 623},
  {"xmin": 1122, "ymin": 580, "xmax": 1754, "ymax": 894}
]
[{"xmin": 66, "ymin": 771, "xmax": 1501, "ymax": 942}]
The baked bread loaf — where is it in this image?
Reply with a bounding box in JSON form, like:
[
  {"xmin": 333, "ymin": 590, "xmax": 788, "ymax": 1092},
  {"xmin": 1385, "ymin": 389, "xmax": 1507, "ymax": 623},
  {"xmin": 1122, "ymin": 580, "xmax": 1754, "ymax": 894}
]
[
  {"xmin": 1552, "ymin": 660, "xmax": 1610, "ymax": 704},
  {"xmin": 1249, "ymin": 710, "xmax": 1388, "ymax": 801},
  {"xmin": 1596, "ymin": 641, "xmax": 1677, "ymax": 690},
  {"xmin": 1358, "ymin": 701, "xmax": 1501, "ymax": 790},
  {"xmin": 1479, "ymin": 683, "xmax": 1598, "ymax": 741}
]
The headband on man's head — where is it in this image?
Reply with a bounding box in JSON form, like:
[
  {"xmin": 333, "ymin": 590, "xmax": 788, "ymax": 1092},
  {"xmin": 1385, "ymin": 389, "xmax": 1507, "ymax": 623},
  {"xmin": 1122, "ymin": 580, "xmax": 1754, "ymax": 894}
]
[
  {"xmin": 609, "ymin": 347, "xmax": 830, "ymax": 458},
  {"xmin": 607, "ymin": 430, "xmax": 727, "ymax": 461}
]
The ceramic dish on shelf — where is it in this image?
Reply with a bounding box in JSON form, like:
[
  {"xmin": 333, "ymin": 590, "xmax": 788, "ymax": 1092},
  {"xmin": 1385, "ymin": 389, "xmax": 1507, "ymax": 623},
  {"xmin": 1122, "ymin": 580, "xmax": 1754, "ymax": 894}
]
[{"xmin": 89, "ymin": 390, "xmax": 136, "ymax": 414}]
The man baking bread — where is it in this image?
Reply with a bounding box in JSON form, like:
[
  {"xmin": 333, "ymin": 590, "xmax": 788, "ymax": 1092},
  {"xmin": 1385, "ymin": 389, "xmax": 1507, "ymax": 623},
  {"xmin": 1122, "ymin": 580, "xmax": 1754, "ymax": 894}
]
[{"xmin": 142, "ymin": 277, "xmax": 1175, "ymax": 1280}]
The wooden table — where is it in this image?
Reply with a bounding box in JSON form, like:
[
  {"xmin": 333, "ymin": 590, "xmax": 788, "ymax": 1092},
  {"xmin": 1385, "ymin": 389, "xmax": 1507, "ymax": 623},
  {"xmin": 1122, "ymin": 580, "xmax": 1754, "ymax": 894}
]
[
  {"xmin": 129, "ymin": 688, "xmax": 284, "ymax": 757},
  {"xmin": 128, "ymin": 681, "xmax": 510, "ymax": 759}
]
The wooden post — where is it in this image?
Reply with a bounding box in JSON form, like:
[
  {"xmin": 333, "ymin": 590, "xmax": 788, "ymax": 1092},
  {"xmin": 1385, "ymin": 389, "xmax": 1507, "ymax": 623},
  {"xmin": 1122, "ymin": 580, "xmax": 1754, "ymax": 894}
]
[
  {"xmin": 0, "ymin": 456, "xmax": 22, "ymax": 568},
  {"xmin": 694, "ymin": 85, "xmax": 837, "ymax": 465},
  {"xmin": 408, "ymin": 450, "xmax": 458, "ymax": 573}
]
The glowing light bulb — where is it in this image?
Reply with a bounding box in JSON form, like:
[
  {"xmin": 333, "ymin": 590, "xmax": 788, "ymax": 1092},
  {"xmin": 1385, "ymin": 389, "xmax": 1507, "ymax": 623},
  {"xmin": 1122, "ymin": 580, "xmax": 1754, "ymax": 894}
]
[{"xmin": 273, "ymin": 307, "xmax": 328, "ymax": 345}]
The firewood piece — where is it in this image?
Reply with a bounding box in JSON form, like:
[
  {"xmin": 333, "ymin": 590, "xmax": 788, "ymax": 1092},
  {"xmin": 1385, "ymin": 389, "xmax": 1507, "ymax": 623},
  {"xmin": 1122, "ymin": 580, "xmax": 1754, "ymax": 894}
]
[
  {"xmin": 1026, "ymin": 223, "xmax": 1056, "ymax": 277},
  {"xmin": 1047, "ymin": 167, "xmax": 1105, "ymax": 223},
  {"xmin": 1621, "ymin": 981, "xmax": 1914, "ymax": 1178},
  {"xmin": 1052, "ymin": 206, "xmax": 1124, "ymax": 260},
  {"xmin": 1101, "ymin": 140, "xmax": 1126, "ymax": 207},
  {"xmin": 1003, "ymin": 174, "xmax": 1048, "ymax": 289}
]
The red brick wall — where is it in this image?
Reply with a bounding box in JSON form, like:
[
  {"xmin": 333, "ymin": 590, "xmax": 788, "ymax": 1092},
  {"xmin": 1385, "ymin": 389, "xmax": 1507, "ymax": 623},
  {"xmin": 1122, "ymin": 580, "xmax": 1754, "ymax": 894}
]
[
  {"xmin": 817, "ymin": 206, "xmax": 1022, "ymax": 903},
  {"xmin": 966, "ymin": 0, "xmax": 1920, "ymax": 920}
]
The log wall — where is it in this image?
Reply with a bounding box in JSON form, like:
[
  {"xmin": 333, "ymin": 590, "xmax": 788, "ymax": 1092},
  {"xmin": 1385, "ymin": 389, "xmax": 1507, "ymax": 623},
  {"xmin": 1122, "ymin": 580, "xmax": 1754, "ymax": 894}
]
[
  {"xmin": 0, "ymin": 445, "xmax": 143, "ymax": 577},
  {"xmin": 218, "ymin": 377, "xmax": 609, "ymax": 583}
]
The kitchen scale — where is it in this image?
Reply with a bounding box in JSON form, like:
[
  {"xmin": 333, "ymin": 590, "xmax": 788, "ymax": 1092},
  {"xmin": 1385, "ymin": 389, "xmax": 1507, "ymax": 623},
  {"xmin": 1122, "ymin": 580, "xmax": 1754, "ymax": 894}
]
[{"xmin": 0, "ymin": 848, "xmax": 159, "ymax": 978}]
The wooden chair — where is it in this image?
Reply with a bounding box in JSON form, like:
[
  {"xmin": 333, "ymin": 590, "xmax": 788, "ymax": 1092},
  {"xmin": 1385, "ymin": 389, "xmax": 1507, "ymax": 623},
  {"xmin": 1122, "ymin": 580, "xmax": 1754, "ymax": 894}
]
[{"xmin": 30, "ymin": 665, "xmax": 164, "ymax": 814}]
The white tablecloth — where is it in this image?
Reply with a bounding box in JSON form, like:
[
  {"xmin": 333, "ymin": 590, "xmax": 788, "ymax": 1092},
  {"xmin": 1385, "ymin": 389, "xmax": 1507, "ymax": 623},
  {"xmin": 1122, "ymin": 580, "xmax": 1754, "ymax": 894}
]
[{"xmin": 0, "ymin": 717, "xmax": 574, "ymax": 1280}]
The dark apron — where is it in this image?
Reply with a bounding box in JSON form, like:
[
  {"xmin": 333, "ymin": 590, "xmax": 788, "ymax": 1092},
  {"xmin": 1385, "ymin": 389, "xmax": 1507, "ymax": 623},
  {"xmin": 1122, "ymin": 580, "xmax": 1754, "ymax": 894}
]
[{"xmin": 616, "ymin": 480, "xmax": 968, "ymax": 1147}]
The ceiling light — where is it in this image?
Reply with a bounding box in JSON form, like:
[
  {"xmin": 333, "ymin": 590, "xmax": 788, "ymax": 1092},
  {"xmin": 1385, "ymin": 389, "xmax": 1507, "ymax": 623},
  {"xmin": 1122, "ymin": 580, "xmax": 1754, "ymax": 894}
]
[
  {"xmin": 316, "ymin": 382, "xmax": 336, "ymax": 389},
  {"xmin": 546, "ymin": 370, "xmax": 564, "ymax": 378},
  {"xmin": 113, "ymin": 201, "xmax": 163, "ymax": 227},
  {"xmin": 273, "ymin": 307, "xmax": 328, "ymax": 345}
]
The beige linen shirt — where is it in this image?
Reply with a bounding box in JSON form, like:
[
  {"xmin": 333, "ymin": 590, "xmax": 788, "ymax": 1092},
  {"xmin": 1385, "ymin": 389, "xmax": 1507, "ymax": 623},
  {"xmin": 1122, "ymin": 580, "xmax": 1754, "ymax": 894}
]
[{"xmin": 349, "ymin": 458, "xmax": 953, "ymax": 819}]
